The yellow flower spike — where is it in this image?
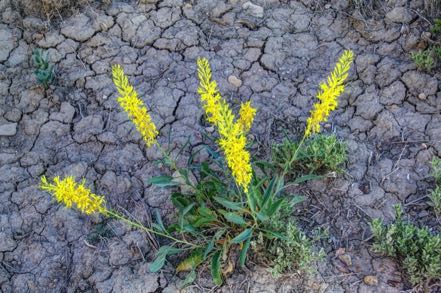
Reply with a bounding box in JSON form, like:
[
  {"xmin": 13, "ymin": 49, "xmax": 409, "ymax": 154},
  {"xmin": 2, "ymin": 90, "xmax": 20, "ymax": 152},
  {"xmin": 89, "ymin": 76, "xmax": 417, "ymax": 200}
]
[
  {"xmin": 40, "ymin": 176, "xmax": 107, "ymax": 215},
  {"xmin": 196, "ymin": 58, "xmax": 253, "ymax": 192},
  {"xmin": 304, "ymin": 50, "xmax": 354, "ymax": 138},
  {"xmin": 238, "ymin": 101, "xmax": 256, "ymax": 133},
  {"xmin": 111, "ymin": 64, "xmax": 158, "ymax": 147}
]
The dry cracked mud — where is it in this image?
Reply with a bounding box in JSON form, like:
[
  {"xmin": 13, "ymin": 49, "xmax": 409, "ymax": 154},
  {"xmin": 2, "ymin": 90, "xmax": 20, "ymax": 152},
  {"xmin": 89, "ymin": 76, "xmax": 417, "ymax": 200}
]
[{"xmin": 0, "ymin": 0, "xmax": 440, "ymax": 292}]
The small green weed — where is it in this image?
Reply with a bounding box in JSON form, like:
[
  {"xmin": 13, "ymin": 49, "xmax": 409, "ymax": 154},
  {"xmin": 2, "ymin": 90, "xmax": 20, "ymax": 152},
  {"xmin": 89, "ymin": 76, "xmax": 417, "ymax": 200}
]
[
  {"xmin": 431, "ymin": 157, "xmax": 441, "ymax": 183},
  {"xmin": 272, "ymin": 134, "xmax": 347, "ymax": 176},
  {"xmin": 430, "ymin": 157, "xmax": 441, "ymax": 216},
  {"xmin": 430, "ymin": 186, "xmax": 441, "ymax": 217},
  {"xmin": 411, "ymin": 50, "xmax": 436, "ymax": 71},
  {"xmin": 411, "ymin": 18, "xmax": 441, "ymax": 72},
  {"xmin": 370, "ymin": 205, "xmax": 441, "ymax": 288},
  {"xmin": 431, "ymin": 18, "xmax": 441, "ymax": 35},
  {"xmin": 32, "ymin": 48, "xmax": 54, "ymax": 89},
  {"xmin": 250, "ymin": 200, "xmax": 324, "ymax": 277}
]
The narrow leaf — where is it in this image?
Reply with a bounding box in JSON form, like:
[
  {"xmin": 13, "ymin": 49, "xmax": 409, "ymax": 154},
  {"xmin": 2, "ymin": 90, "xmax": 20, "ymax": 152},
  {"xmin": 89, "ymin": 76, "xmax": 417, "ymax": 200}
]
[
  {"xmin": 231, "ymin": 228, "xmax": 253, "ymax": 244},
  {"xmin": 154, "ymin": 209, "xmax": 165, "ymax": 232},
  {"xmin": 222, "ymin": 212, "xmax": 247, "ymax": 225},
  {"xmin": 148, "ymin": 175, "xmax": 179, "ymax": 187},
  {"xmin": 213, "ymin": 196, "xmax": 242, "ymax": 211},
  {"xmin": 149, "ymin": 254, "xmax": 166, "ymax": 273},
  {"xmin": 211, "ymin": 251, "xmax": 222, "ymax": 286},
  {"xmin": 266, "ymin": 198, "xmax": 285, "ymax": 217},
  {"xmin": 262, "ymin": 177, "xmax": 276, "ymax": 208},
  {"xmin": 177, "ymin": 251, "xmax": 203, "ymax": 272},
  {"xmin": 180, "ymin": 270, "xmax": 197, "ymax": 288},
  {"xmin": 290, "ymin": 195, "xmax": 305, "ymax": 207},
  {"xmin": 203, "ymin": 239, "xmax": 215, "ymax": 260},
  {"xmin": 293, "ymin": 174, "xmax": 322, "ymax": 184},
  {"xmin": 239, "ymin": 235, "xmax": 252, "ymax": 267},
  {"xmin": 256, "ymin": 211, "xmax": 268, "ymax": 222},
  {"xmin": 182, "ymin": 203, "xmax": 195, "ymax": 216}
]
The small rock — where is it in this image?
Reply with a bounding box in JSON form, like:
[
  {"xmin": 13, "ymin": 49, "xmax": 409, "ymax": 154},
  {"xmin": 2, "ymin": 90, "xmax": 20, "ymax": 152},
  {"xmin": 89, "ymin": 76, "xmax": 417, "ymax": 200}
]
[
  {"xmin": 228, "ymin": 75, "xmax": 242, "ymax": 88},
  {"xmin": 402, "ymin": 71, "xmax": 438, "ymax": 96},
  {"xmin": 418, "ymin": 93, "xmax": 427, "ymax": 100},
  {"xmin": 338, "ymin": 254, "xmax": 352, "ymax": 267},
  {"xmin": 242, "ymin": 2, "xmax": 264, "ymax": 18},
  {"xmin": 0, "ymin": 24, "xmax": 15, "ymax": 62},
  {"xmin": 205, "ymin": 126, "xmax": 215, "ymax": 133},
  {"xmin": 37, "ymin": 32, "xmax": 65, "ymax": 48},
  {"xmin": 61, "ymin": 13, "xmax": 96, "ymax": 42},
  {"xmin": 50, "ymin": 102, "xmax": 76, "ymax": 123},
  {"xmin": 421, "ymin": 31, "xmax": 432, "ymax": 41},
  {"xmin": 363, "ymin": 275, "xmax": 378, "ymax": 286},
  {"xmin": 0, "ymin": 123, "xmax": 17, "ymax": 136},
  {"xmin": 386, "ymin": 7, "xmax": 413, "ymax": 24}
]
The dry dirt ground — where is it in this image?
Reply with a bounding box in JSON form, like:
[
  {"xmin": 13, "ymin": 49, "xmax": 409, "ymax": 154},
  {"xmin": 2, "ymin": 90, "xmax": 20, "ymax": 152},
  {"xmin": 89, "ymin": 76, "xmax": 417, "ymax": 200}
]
[{"xmin": 0, "ymin": 0, "xmax": 440, "ymax": 292}]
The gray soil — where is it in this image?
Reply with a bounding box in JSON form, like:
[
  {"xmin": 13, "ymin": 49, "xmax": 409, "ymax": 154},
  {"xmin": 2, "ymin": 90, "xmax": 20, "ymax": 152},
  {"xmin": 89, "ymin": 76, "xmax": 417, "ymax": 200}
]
[{"xmin": 0, "ymin": 0, "xmax": 440, "ymax": 292}]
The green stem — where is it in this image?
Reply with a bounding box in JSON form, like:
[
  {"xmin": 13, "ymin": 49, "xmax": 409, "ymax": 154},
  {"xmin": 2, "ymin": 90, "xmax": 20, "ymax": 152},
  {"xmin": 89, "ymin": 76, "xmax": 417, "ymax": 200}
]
[
  {"xmin": 105, "ymin": 209, "xmax": 198, "ymax": 247},
  {"xmin": 282, "ymin": 136, "xmax": 307, "ymax": 178},
  {"xmin": 155, "ymin": 143, "xmax": 178, "ymax": 171}
]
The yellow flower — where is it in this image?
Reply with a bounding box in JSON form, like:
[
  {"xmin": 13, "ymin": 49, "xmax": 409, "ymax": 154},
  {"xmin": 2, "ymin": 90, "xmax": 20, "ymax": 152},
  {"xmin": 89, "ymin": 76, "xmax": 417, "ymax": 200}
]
[
  {"xmin": 197, "ymin": 58, "xmax": 223, "ymax": 125},
  {"xmin": 196, "ymin": 58, "xmax": 253, "ymax": 192},
  {"xmin": 238, "ymin": 101, "xmax": 256, "ymax": 133},
  {"xmin": 40, "ymin": 176, "xmax": 107, "ymax": 215},
  {"xmin": 304, "ymin": 50, "xmax": 354, "ymax": 138},
  {"xmin": 112, "ymin": 64, "xmax": 158, "ymax": 147}
]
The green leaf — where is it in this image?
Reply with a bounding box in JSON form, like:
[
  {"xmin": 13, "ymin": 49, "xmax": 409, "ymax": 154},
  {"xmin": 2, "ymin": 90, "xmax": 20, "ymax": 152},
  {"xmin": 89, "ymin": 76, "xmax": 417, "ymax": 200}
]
[
  {"xmin": 157, "ymin": 245, "xmax": 182, "ymax": 256},
  {"xmin": 204, "ymin": 239, "xmax": 215, "ymax": 260},
  {"xmin": 182, "ymin": 203, "xmax": 195, "ymax": 216},
  {"xmin": 266, "ymin": 198, "xmax": 285, "ymax": 217},
  {"xmin": 177, "ymin": 251, "xmax": 203, "ymax": 272},
  {"xmin": 262, "ymin": 177, "xmax": 276, "ymax": 208},
  {"xmin": 183, "ymin": 224, "xmax": 197, "ymax": 234},
  {"xmin": 151, "ymin": 223, "xmax": 165, "ymax": 232},
  {"xmin": 249, "ymin": 187, "xmax": 262, "ymax": 209},
  {"xmin": 293, "ymin": 174, "xmax": 322, "ymax": 184},
  {"xmin": 231, "ymin": 228, "xmax": 253, "ymax": 244},
  {"xmin": 239, "ymin": 235, "xmax": 252, "ymax": 267},
  {"xmin": 203, "ymin": 229, "xmax": 226, "ymax": 260},
  {"xmin": 153, "ymin": 209, "xmax": 165, "ymax": 232},
  {"xmin": 290, "ymin": 195, "xmax": 305, "ymax": 207},
  {"xmin": 213, "ymin": 196, "xmax": 242, "ymax": 211},
  {"xmin": 180, "ymin": 270, "xmax": 197, "ymax": 288},
  {"xmin": 148, "ymin": 175, "xmax": 178, "ymax": 187},
  {"xmin": 222, "ymin": 212, "xmax": 247, "ymax": 225},
  {"xmin": 171, "ymin": 193, "xmax": 190, "ymax": 211},
  {"xmin": 198, "ymin": 207, "xmax": 216, "ymax": 217},
  {"xmin": 245, "ymin": 191, "xmax": 256, "ymax": 214},
  {"xmin": 150, "ymin": 253, "xmax": 166, "ymax": 272},
  {"xmin": 256, "ymin": 211, "xmax": 268, "ymax": 222},
  {"xmin": 211, "ymin": 251, "xmax": 222, "ymax": 286},
  {"xmin": 192, "ymin": 215, "xmax": 216, "ymax": 227},
  {"xmin": 260, "ymin": 229, "xmax": 287, "ymax": 240}
]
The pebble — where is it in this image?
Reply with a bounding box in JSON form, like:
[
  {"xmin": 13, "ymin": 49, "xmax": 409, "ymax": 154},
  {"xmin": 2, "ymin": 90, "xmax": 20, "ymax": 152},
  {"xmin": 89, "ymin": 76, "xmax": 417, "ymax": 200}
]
[
  {"xmin": 0, "ymin": 123, "xmax": 17, "ymax": 136},
  {"xmin": 242, "ymin": 2, "xmax": 264, "ymax": 18},
  {"xmin": 338, "ymin": 254, "xmax": 352, "ymax": 267},
  {"xmin": 228, "ymin": 75, "xmax": 242, "ymax": 88},
  {"xmin": 418, "ymin": 93, "xmax": 427, "ymax": 100},
  {"xmin": 386, "ymin": 7, "xmax": 413, "ymax": 24},
  {"xmin": 363, "ymin": 275, "xmax": 378, "ymax": 286}
]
